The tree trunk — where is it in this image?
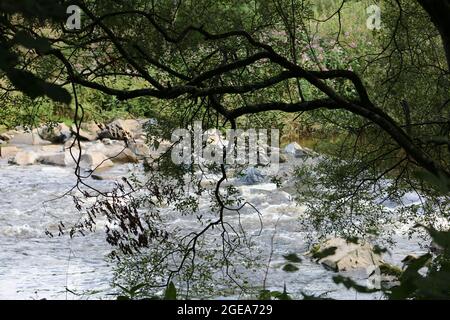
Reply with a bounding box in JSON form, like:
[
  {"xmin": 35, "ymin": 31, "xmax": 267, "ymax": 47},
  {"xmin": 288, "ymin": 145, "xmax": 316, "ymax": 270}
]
[{"xmin": 418, "ymin": 0, "xmax": 450, "ymax": 70}]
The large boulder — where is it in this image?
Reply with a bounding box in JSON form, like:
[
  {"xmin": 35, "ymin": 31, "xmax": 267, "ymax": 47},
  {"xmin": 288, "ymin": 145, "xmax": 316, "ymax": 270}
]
[
  {"xmin": 9, "ymin": 129, "xmax": 51, "ymax": 145},
  {"xmin": 0, "ymin": 146, "xmax": 20, "ymax": 158},
  {"xmin": 311, "ymin": 238, "xmax": 384, "ymax": 272},
  {"xmin": 128, "ymin": 140, "xmax": 152, "ymax": 159},
  {"xmin": 80, "ymin": 151, "xmax": 114, "ymax": 171},
  {"xmin": 38, "ymin": 123, "xmax": 72, "ymax": 143},
  {"xmin": 86, "ymin": 140, "xmax": 139, "ymax": 163},
  {"xmin": 81, "ymin": 121, "xmax": 102, "ymax": 134},
  {"xmin": 71, "ymin": 124, "xmax": 98, "ymax": 141},
  {"xmin": 38, "ymin": 152, "xmax": 77, "ymax": 167},
  {"xmin": 98, "ymin": 119, "xmax": 137, "ymax": 141},
  {"xmin": 123, "ymin": 119, "xmax": 141, "ymax": 136},
  {"xmin": 8, "ymin": 151, "xmax": 38, "ymax": 166},
  {"xmin": 0, "ymin": 131, "xmax": 13, "ymax": 141}
]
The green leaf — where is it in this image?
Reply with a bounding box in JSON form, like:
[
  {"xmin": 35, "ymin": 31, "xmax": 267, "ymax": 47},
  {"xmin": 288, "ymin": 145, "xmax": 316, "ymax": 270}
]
[
  {"xmin": 301, "ymin": 292, "xmax": 335, "ymax": 300},
  {"xmin": 373, "ymin": 245, "xmax": 389, "ymax": 255},
  {"xmin": 421, "ymin": 226, "xmax": 450, "ymax": 251},
  {"xmin": 268, "ymin": 287, "xmax": 292, "ymax": 300},
  {"xmin": 258, "ymin": 290, "xmax": 272, "ymax": 300},
  {"xmin": 413, "ymin": 170, "xmax": 450, "ymax": 193},
  {"xmin": 0, "ymin": 46, "xmax": 18, "ymax": 70},
  {"xmin": 379, "ymin": 263, "xmax": 403, "ymax": 277},
  {"xmin": 345, "ymin": 236, "xmax": 359, "ymax": 244},
  {"xmin": 312, "ymin": 246, "xmax": 337, "ymax": 260},
  {"xmin": 0, "ymin": 0, "xmax": 67, "ymax": 20},
  {"xmin": 283, "ymin": 253, "xmax": 302, "ymax": 263},
  {"xmin": 164, "ymin": 281, "xmax": 177, "ymax": 300},
  {"xmin": 278, "ymin": 284, "xmax": 292, "ymax": 300},
  {"xmin": 333, "ymin": 275, "xmax": 379, "ymax": 293},
  {"xmin": 282, "ymin": 263, "xmax": 299, "ymax": 272}
]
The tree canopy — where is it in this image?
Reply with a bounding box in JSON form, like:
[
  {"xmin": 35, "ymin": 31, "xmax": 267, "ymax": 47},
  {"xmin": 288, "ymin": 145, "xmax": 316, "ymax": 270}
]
[{"xmin": 1, "ymin": 0, "xmax": 449, "ymax": 299}]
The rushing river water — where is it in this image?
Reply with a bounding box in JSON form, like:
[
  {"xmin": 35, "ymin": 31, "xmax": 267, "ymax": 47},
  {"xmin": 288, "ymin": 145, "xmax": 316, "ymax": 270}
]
[{"xmin": 0, "ymin": 157, "xmax": 427, "ymax": 300}]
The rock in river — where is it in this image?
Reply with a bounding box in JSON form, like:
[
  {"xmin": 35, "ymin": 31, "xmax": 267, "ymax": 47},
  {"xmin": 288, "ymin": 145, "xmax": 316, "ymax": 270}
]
[
  {"xmin": 311, "ymin": 238, "xmax": 384, "ymax": 272},
  {"xmin": 239, "ymin": 167, "xmax": 265, "ymax": 185},
  {"xmin": 80, "ymin": 151, "xmax": 114, "ymax": 171},
  {"xmin": 8, "ymin": 151, "xmax": 38, "ymax": 166}
]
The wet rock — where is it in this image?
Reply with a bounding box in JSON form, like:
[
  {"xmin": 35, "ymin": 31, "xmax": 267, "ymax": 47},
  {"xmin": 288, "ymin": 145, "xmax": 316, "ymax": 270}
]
[
  {"xmin": 311, "ymin": 238, "xmax": 384, "ymax": 272},
  {"xmin": 105, "ymin": 146, "xmax": 139, "ymax": 164},
  {"xmin": 38, "ymin": 123, "xmax": 72, "ymax": 144},
  {"xmin": 239, "ymin": 167, "xmax": 265, "ymax": 185},
  {"xmin": 123, "ymin": 119, "xmax": 142, "ymax": 137},
  {"xmin": 62, "ymin": 138, "xmax": 148, "ymax": 165},
  {"xmin": 0, "ymin": 146, "xmax": 20, "ymax": 158},
  {"xmin": 8, "ymin": 151, "xmax": 38, "ymax": 166},
  {"xmin": 80, "ymin": 151, "xmax": 114, "ymax": 171}
]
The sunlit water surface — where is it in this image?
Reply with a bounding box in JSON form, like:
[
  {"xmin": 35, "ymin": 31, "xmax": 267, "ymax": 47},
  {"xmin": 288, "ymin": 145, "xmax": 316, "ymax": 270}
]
[{"xmin": 0, "ymin": 159, "xmax": 426, "ymax": 300}]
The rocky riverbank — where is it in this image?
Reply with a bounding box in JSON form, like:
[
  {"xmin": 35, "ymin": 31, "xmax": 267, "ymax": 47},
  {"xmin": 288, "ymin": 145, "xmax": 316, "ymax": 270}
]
[
  {"xmin": 0, "ymin": 120, "xmax": 427, "ymax": 299},
  {"xmin": 0, "ymin": 119, "xmax": 173, "ymax": 171}
]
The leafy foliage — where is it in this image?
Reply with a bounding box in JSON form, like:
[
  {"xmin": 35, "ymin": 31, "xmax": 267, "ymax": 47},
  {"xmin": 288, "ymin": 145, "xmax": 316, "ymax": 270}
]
[{"xmin": 0, "ymin": 1, "xmax": 71, "ymax": 104}]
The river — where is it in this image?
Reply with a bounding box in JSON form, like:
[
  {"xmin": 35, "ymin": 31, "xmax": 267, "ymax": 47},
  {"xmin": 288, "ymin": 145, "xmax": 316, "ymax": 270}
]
[{"xmin": 0, "ymin": 157, "xmax": 426, "ymax": 300}]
